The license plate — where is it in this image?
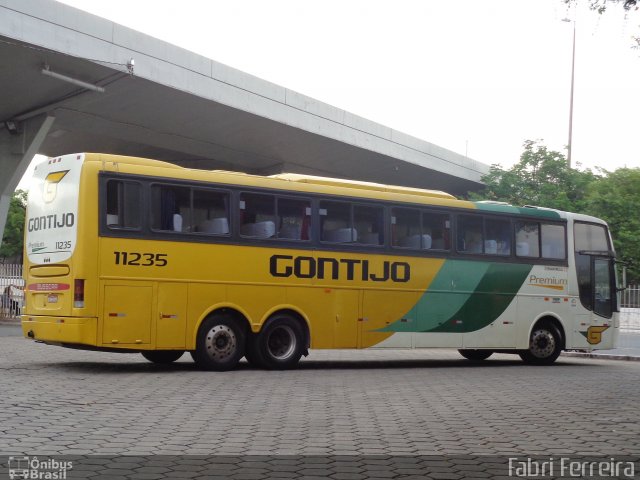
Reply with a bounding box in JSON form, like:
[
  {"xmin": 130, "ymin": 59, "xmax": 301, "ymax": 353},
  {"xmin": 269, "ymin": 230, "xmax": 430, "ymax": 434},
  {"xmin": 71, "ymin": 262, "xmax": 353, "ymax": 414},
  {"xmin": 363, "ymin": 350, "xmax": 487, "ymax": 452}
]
[{"xmin": 47, "ymin": 295, "xmax": 58, "ymax": 303}]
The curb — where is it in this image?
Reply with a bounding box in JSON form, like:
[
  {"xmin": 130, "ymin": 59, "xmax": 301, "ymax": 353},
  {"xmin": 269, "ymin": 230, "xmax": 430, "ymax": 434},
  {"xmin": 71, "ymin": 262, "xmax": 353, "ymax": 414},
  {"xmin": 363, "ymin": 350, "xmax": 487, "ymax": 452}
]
[
  {"xmin": 0, "ymin": 319, "xmax": 21, "ymax": 326},
  {"xmin": 562, "ymin": 351, "xmax": 640, "ymax": 362}
]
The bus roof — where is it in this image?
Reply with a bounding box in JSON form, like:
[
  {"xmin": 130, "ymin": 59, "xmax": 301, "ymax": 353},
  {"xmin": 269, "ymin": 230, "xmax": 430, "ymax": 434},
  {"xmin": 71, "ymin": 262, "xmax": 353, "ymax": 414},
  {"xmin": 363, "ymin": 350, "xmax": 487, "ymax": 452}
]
[
  {"xmin": 84, "ymin": 153, "xmax": 462, "ymax": 206},
  {"xmin": 269, "ymin": 173, "xmax": 455, "ymax": 200}
]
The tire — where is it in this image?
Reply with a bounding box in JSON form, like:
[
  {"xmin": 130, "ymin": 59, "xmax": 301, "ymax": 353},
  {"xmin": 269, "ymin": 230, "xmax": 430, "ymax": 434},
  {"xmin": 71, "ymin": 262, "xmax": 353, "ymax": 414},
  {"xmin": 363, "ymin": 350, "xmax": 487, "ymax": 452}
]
[
  {"xmin": 458, "ymin": 349, "xmax": 493, "ymax": 361},
  {"xmin": 249, "ymin": 314, "xmax": 305, "ymax": 370},
  {"xmin": 192, "ymin": 314, "xmax": 245, "ymax": 371},
  {"xmin": 519, "ymin": 323, "xmax": 562, "ymax": 365},
  {"xmin": 141, "ymin": 350, "xmax": 184, "ymax": 364},
  {"xmin": 244, "ymin": 331, "xmax": 267, "ymax": 368}
]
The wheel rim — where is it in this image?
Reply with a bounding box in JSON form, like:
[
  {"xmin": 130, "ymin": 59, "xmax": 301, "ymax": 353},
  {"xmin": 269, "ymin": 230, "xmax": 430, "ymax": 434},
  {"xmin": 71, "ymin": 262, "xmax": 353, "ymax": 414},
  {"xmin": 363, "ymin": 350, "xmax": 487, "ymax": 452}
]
[
  {"xmin": 529, "ymin": 329, "xmax": 556, "ymax": 359},
  {"xmin": 205, "ymin": 324, "xmax": 237, "ymax": 361},
  {"xmin": 267, "ymin": 325, "xmax": 297, "ymax": 360}
]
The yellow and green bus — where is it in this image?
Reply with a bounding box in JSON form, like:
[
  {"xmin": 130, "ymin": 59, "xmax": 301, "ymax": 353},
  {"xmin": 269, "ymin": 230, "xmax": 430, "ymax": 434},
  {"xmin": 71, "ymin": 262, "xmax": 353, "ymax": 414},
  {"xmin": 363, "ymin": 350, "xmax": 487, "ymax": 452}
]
[{"xmin": 22, "ymin": 153, "xmax": 619, "ymax": 370}]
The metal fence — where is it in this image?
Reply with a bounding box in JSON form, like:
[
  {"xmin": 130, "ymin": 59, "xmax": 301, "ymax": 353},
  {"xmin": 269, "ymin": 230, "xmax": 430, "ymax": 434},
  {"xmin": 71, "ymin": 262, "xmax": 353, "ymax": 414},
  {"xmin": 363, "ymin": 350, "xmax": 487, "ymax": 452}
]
[
  {"xmin": 621, "ymin": 285, "xmax": 640, "ymax": 308},
  {"xmin": 1, "ymin": 264, "xmax": 24, "ymax": 320}
]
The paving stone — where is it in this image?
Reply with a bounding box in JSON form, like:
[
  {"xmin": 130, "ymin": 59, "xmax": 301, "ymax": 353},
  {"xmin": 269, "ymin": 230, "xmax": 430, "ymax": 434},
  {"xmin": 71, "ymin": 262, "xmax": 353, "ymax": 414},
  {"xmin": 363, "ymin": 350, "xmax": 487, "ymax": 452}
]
[{"xmin": 1, "ymin": 336, "xmax": 640, "ymax": 478}]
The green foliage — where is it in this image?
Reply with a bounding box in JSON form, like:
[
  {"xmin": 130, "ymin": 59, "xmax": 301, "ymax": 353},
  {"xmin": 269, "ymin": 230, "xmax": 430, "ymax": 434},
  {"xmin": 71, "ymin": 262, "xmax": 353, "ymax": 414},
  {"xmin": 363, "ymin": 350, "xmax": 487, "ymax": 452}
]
[
  {"xmin": 0, "ymin": 190, "xmax": 27, "ymax": 261},
  {"xmin": 585, "ymin": 168, "xmax": 640, "ymax": 283},
  {"xmin": 470, "ymin": 140, "xmax": 599, "ymax": 212},
  {"xmin": 565, "ymin": 0, "xmax": 638, "ymax": 14}
]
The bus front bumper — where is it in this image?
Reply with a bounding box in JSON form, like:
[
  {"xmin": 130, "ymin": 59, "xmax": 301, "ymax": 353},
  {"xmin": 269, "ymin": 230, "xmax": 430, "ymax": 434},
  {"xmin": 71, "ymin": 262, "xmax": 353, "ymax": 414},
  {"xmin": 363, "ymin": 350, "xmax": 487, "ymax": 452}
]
[{"xmin": 21, "ymin": 316, "xmax": 97, "ymax": 346}]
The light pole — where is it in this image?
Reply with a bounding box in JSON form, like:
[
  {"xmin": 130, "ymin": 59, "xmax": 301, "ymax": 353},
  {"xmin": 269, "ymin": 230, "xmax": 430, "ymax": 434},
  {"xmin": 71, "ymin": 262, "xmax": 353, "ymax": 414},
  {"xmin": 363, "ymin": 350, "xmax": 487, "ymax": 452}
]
[{"xmin": 563, "ymin": 16, "xmax": 576, "ymax": 169}]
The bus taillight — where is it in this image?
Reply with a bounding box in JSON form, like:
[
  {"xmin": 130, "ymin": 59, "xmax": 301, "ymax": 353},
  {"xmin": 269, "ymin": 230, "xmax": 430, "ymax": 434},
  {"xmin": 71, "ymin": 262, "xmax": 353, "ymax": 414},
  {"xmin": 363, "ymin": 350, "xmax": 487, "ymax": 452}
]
[{"xmin": 74, "ymin": 279, "xmax": 85, "ymax": 308}]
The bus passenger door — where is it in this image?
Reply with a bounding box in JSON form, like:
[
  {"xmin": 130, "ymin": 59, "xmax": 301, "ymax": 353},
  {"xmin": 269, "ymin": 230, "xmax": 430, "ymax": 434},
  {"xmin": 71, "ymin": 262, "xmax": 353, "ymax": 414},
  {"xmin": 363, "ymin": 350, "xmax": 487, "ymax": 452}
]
[
  {"xmin": 156, "ymin": 283, "xmax": 187, "ymax": 349},
  {"xmin": 102, "ymin": 283, "xmax": 152, "ymax": 345},
  {"xmin": 593, "ymin": 257, "xmax": 614, "ymax": 319},
  {"xmin": 588, "ymin": 257, "xmax": 616, "ymax": 348},
  {"xmin": 575, "ymin": 252, "xmax": 616, "ymax": 348}
]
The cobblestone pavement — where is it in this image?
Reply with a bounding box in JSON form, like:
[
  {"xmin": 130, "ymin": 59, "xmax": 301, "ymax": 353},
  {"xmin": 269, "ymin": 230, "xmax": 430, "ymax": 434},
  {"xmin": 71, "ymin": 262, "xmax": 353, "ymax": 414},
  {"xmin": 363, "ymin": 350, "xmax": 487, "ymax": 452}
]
[{"xmin": 1, "ymin": 335, "xmax": 639, "ymax": 478}]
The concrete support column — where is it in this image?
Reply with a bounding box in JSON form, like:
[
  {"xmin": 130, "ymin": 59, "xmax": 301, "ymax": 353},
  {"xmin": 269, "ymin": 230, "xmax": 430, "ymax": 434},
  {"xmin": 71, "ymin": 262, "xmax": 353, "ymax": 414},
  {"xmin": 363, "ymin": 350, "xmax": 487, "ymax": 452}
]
[{"xmin": 0, "ymin": 115, "xmax": 55, "ymax": 245}]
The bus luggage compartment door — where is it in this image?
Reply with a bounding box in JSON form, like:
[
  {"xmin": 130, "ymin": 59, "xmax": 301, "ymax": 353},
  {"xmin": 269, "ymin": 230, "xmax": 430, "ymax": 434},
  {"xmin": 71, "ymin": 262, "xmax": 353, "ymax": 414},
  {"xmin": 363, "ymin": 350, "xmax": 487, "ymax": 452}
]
[
  {"xmin": 156, "ymin": 282, "xmax": 187, "ymax": 348},
  {"xmin": 102, "ymin": 284, "xmax": 152, "ymax": 345}
]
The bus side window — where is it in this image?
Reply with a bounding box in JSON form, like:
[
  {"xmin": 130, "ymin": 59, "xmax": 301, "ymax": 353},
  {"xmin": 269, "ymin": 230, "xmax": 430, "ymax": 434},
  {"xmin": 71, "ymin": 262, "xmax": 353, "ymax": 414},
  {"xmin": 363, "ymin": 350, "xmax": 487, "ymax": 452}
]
[
  {"xmin": 151, "ymin": 185, "xmax": 191, "ymax": 232},
  {"xmin": 457, "ymin": 215, "xmax": 483, "ymax": 253},
  {"xmin": 106, "ymin": 180, "xmax": 141, "ymax": 229},
  {"xmin": 392, "ymin": 208, "xmax": 421, "ymax": 248},
  {"xmin": 515, "ymin": 222, "xmax": 540, "ymax": 257},
  {"xmin": 424, "ymin": 211, "xmax": 450, "ymax": 250},
  {"xmin": 354, "ymin": 205, "xmax": 383, "ymax": 246},
  {"xmin": 240, "ymin": 193, "xmax": 276, "ymax": 238},
  {"xmin": 320, "ymin": 201, "xmax": 355, "ymax": 243},
  {"xmin": 485, "ymin": 218, "xmax": 511, "ymax": 255},
  {"xmin": 541, "ymin": 224, "xmax": 566, "ymax": 259},
  {"xmin": 193, "ymin": 189, "xmax": 230, "ymax": 235},
  {"xmin": 277, "ymin": 198, "xmax": 311, "ymax": 241}
]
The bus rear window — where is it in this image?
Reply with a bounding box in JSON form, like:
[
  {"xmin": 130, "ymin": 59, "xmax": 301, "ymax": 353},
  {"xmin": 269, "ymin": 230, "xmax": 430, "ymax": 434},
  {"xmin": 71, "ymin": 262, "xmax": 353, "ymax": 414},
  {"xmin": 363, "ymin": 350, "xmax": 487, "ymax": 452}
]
[{"xmin": 106, "ymin": 180, "xmax": 141, "ymax": 229}]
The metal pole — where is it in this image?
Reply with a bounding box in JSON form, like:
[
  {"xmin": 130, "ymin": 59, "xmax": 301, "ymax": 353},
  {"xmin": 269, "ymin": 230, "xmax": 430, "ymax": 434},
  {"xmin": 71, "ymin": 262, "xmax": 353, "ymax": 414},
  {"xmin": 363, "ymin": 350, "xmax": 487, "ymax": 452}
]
[{"xmin": 567, "ymin": 20, "xmax": 576, "ymax": 168}]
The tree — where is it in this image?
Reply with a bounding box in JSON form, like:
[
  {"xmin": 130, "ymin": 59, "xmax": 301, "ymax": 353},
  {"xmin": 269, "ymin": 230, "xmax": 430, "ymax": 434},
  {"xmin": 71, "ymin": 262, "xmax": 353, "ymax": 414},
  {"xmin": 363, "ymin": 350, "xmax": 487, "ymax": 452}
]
[
  {"xmin": 584, "ymin": 168, "xmax": 640, "ymax": 283},
  {"xmin": 470, "ymin": 140, "xmax": 599, "ymax": 212},
  {"xmin": 570, "ymin": 0, "xmax": 639, "ymax": 14},
  {"xmin": 565, "ymin": 0, "xmax": 640, "ymax": 48},
  {"xmin": 0, "ymin": 190, "xmax": 27, "ymax": 262}
]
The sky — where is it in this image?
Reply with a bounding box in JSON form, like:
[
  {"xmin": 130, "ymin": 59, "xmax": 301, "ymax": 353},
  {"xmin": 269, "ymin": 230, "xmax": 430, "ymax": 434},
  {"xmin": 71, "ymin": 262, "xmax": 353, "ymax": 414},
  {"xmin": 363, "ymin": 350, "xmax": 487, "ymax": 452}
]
[{"xmin": 18, "ymin": 0, "xmax": 640, "ymax": 189}]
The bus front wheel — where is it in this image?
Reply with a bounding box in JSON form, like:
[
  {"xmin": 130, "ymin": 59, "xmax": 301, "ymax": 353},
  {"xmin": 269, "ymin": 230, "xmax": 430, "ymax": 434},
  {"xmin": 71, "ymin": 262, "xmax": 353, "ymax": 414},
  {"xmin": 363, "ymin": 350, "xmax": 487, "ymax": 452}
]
[
  {"xmin": 247, "ymin": 314, "xmax": 305, "ymax": 370},
  {"xmin": 193, "ymin": 314, "xmax": 245, "ymax": 371},
  {"xmin": 458, "ymin": 349, "xmax": 493, "ymax": 361},
  {"xmin": 141, "ymin": 350, "xmax": 184, "ymax": 364},
  {"xmin": 519, "ymin": 323, "xmax": 562, "ymax": 365}
]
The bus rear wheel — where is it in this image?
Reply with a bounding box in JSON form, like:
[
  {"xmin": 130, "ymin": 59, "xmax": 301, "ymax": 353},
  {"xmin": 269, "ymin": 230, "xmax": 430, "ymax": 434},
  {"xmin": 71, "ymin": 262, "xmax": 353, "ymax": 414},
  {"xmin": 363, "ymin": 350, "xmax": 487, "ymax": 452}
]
[
  {"xmin": 248, "ymin": 314, "xmax": 304, "ymax": 370},
  {"xmin": 244, "ymin": 333, "xmax": 267, "ymax": 368},
  {"xmin": 519, "ymin": 323, "xmax": 562, "ymax": 365},
  {"xmin": 141, "ymin": 350, "xmax": 184, "ymax": 364},
  {"xmin": 192, "ymin": 314, "xmax": 245, "ymax": 371},
  {"xmin": 458, "ymin": 349, "xmax": 493, "ymax": 361}
]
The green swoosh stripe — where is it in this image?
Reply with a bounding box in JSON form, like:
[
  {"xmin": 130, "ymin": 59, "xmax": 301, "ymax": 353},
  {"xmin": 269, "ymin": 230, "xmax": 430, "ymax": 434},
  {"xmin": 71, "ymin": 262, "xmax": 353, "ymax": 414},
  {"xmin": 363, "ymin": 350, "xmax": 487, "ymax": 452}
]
[
  {"xmin": 428, "ymin": 263, "xmax": 532, "ymax": 332},
  {"xmin": 379, "ymin": 260, "xmax": 489, "ymax": 333},
  {"xmin": 475, "ymin": 202, "xmax": 562, "ymax": 219},
  {"xmin": 381, "ymin": 260, "xmax": 533, "ymax": 333}
]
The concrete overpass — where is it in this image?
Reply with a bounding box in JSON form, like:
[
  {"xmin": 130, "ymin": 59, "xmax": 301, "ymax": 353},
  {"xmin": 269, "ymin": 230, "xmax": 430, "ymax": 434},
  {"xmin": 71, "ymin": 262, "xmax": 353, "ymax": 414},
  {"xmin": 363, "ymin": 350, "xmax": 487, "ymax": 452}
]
[{"xmin": 0, "ymin": 0, "xmax": 489, "ymax": 243}]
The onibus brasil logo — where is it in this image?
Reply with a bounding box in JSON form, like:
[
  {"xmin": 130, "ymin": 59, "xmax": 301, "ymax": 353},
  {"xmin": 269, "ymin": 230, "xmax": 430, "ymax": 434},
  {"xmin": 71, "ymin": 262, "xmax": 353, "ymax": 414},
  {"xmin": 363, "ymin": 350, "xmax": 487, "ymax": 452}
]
[{"xmin": 8, "ymin": 456, "xmax": 72, "ymax": 479}]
